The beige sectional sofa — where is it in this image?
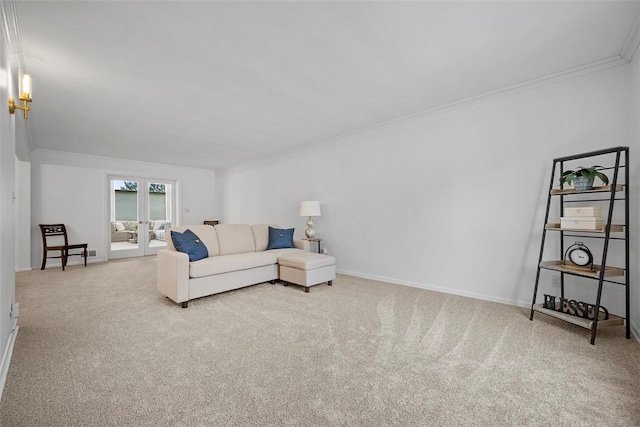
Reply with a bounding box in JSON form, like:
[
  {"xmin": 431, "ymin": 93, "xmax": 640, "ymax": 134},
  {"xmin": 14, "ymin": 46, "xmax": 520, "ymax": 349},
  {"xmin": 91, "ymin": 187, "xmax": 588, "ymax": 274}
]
[{"xmin": 157, "ymin": 223, "xmax": 307, "ymax": 307}]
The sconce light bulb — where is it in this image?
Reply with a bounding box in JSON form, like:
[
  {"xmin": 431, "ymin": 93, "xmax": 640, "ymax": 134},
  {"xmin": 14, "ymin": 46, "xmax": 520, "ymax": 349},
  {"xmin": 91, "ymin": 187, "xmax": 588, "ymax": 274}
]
[{"xmin": 20, "ymin": 73, "xmax": 32, "ymax": 100}]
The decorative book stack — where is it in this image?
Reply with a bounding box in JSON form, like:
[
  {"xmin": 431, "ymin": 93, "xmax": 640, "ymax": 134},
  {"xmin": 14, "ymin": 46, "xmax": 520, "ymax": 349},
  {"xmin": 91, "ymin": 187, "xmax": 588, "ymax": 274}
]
[{"xmin": 560, "ymin": 207, "xmax": 604, "ymax": 230}]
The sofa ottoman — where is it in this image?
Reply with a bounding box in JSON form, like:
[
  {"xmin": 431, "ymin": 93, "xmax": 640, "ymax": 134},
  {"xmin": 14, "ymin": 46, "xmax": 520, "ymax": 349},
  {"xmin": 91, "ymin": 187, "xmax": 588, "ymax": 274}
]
[{"xmin": 279, "ymin": 252, "xmax": 336, "ymax": 292}]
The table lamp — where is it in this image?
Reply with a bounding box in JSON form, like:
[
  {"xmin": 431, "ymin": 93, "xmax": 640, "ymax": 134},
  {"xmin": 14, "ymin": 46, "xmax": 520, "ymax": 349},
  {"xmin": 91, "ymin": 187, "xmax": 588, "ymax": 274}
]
[{"xmin": 299, "ymin": 201, "xmax": 321, "ymax": 238}]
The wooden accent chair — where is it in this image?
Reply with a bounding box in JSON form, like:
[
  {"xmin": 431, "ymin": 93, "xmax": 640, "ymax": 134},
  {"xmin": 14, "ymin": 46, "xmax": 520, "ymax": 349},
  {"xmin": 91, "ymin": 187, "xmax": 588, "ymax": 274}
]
[{"xmin": 39, "ymin": 224, "xmax": 88, "ymax": 271}]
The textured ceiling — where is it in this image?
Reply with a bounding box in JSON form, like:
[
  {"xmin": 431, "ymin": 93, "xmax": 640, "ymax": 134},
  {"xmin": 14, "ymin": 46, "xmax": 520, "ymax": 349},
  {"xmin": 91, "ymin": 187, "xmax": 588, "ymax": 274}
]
[{"xmin": 16, "ymin": 1, "xmax": 640, "ymax": 170}]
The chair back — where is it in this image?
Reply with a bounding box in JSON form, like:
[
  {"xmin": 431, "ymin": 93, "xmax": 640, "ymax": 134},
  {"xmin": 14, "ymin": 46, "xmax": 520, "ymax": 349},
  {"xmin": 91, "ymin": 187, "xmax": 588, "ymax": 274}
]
[{"xmin": 39, "ymin": 224, "xmax": 70, "ymax": 248}]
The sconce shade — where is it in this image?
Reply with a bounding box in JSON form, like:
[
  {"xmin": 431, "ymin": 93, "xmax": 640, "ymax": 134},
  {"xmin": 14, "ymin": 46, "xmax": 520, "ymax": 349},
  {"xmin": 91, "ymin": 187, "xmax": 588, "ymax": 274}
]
[
  {"xmin": 20, "ymin": 72, "xmax": 32, "ymax": 100},
  {"xmin": 300, "ymin": 201, "xmax": 321, "ymax": 217}
]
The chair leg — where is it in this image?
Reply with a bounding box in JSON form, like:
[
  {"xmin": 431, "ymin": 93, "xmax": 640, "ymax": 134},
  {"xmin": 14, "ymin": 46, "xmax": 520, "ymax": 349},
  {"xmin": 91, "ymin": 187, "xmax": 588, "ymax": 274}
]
[
  {"xmin": 41, "ymin": 249, "xmax": 47, "ymax": 270},
  {"xmin": 84, "ymin": 247, "xmax": 88, "ymax": 267},
  {"xmin": 61, "ymin": 250, "xmax": 67, "ymax": 271}
]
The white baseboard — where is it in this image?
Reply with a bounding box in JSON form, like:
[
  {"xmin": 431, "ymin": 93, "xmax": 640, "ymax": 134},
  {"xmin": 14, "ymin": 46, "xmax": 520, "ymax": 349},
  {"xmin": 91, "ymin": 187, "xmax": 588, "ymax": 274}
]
[
  {"xmin": 337, "ymin": 270, "xmax": 640, "ymax": 343},
  {"xmin": 336, "ymin": 269, "xmax": 531, "ymax": 308},
  {"xmin": 33, "ymin": 257, "xmax": 107, "ymax": 270},
  {"xmin": 14, "ymin": 267, "xmax": 32, "ymax": 272},
  {"xmin": 630, "ymin": 321, "xmax": 640, "ymax": 344},
  {"xmin": 0, "ymin": 320, "xmax": 19, "ymax": 401}
]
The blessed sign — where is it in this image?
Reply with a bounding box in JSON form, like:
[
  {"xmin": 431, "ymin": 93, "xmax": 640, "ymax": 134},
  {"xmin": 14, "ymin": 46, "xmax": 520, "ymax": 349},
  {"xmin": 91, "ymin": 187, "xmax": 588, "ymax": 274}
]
[{"xmin": 543, "ymin": 294, "xmax": 609, "ymax": 320}]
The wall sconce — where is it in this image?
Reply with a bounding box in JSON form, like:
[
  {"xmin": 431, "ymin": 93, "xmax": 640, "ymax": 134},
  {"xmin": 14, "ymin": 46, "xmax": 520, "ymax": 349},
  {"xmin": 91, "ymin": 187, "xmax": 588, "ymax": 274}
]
[{"xmin": 8, "ymin": 71, "xmax": 32, "ymax": 119}]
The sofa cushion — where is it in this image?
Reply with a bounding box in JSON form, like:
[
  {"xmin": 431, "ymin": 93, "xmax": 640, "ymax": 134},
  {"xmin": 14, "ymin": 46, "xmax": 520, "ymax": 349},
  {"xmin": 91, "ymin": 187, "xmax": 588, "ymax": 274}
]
[
  {"xmin": 189, "ymin": 251, "xmax": 278, "ymax": 278},
  {"xmin": 267, "ymin": 227, "xmax": 295, "ymax": 250},
  {"xmin": 171, "ymin": 229, "xmax": 209, "ymax": 262},
  {"xmin": 279, "ymin": 252, "xmax": 336, "ymax": 270},
  {"xmin": 251, "ymin": 224, "xmax": 280, "ymax": 252},
  {"xmin": 167, "ymin": 225, "xmax": 220, "ymax": 256},
  {"xmin": 215, "ymin": 224, "xmax": 255, "ymax": 255},
  {"xmin": 115, "ymin": 222, "xmax": 126, "ymax": 232},
  {"xmin": 269, "ymin": 248, "xmax": 305, "ymax": 260}
]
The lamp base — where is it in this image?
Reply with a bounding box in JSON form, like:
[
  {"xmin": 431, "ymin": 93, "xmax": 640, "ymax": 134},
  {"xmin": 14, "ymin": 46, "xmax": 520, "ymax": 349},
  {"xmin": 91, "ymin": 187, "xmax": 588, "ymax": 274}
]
[{"xmin": 305, "ymin": 217, "xmax": 316, "ymax": 238}]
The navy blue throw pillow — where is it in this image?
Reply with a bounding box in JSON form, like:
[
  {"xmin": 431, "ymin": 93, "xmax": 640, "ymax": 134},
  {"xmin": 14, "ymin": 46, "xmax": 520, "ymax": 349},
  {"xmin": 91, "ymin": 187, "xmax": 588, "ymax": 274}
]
[
  {"xmin": 171, "ymin": 229, "xmax": 208, "ymax": 261},
  {"xmin": 267, "ymin": 227, "xmax": 294, "ymax": 250}
]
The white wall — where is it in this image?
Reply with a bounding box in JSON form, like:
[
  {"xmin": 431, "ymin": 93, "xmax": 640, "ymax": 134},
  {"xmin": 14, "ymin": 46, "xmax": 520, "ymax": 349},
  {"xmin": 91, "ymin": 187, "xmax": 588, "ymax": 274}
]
[
  {"xmin": 30, "ymin": 150, "xmax": 219, "ymax": 268},
  {"xmin": 0, "ymin": 3, "xmax": 18, "ymax": 396},
  {"xmin": 14, "ymin": 159, "xmax": 30, "ymax": 271},
  {"xmin": 223, "ymin": 64, "xmax": 633, "ymax": 316},
  {"xmin": 630, "ymin": 51, "xmax": 640, "ymax": 340}
]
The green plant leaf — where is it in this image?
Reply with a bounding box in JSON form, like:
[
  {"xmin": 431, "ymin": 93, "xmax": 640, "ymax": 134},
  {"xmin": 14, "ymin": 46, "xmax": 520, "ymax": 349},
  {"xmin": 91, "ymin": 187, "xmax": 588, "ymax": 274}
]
[
  {"xmin": 594, "ymin": 171, "xmax": 609, "ymax": 185},
  {"xmin": 580, "ymin": 169, "xmax": 597, "ymax": 180},
  {"xmin": 560, "ymin": 165, "xmax": 609, "ymax": 186},
  {"xmin": 560, "ymin": 173, "xmax": 575, "ymax": 186}
]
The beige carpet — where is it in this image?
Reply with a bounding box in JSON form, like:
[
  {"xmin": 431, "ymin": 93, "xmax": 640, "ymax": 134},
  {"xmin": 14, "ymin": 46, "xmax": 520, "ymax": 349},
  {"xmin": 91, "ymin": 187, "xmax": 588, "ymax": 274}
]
[{"xmin": 1, "ymin": 257, "xmax": 639, "ymax": 426}]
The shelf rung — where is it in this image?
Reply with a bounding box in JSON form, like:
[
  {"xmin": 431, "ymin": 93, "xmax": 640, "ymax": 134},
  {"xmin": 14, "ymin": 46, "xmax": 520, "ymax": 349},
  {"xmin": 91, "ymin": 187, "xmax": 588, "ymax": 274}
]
[
  {"xmin": 545, "ymin": 223, "xmax": 624, "ymax": 233},
  {"xmin": 533, "ymin": 304, "xmax": 624, "ymax": 330},
  {"xmin": 539, "ymin": 261, "xmax": 625, "ymax": 278},
  {"xmin": 562, "ymin": 198, "xmax": 626, "ymax": 203},
  {"xmin": 550, "ymin": 184, "xmax": 624, "ymax": 195}
]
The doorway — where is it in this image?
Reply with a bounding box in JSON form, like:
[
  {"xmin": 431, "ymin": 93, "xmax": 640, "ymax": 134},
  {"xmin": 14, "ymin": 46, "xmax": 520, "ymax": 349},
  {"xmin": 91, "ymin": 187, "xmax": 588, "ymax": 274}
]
[{"xmin": 108, "ymin": 177, "xmax": 176, "ymax": 259}]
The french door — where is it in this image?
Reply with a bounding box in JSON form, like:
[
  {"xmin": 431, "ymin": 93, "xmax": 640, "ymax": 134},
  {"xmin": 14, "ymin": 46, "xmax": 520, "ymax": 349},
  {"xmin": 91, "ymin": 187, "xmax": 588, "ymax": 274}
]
[{"xmin": 108, "ymin": 176, "xmax": 175, "ymax": 259}]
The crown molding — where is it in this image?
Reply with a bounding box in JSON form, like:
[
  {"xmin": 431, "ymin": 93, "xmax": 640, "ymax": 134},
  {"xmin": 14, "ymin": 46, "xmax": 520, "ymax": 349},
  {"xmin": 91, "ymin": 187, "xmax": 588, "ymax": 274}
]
[
  {"xmin": 32, "ymin": 148, "xmax": 216, "ymax": 174},
  {"xmin": 400, "ymin": 56, "xmax": 628, "ymax": 120},
  {"xmin": 302, "ymin": 55, "xmax": 628, "ymax": 150},
  {"xmin": 224, "ymin": 55, "xmax": 627, "ymax": 172},
  {"xmin": 621, "ymin": 11, "xmax": 640, "ymax": 62}
]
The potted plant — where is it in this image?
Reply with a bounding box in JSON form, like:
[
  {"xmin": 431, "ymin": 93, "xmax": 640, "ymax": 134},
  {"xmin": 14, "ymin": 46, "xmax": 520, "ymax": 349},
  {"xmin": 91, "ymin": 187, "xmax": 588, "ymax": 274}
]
[{"xmin": 559, "ymin": 166, "xmax": 609, "ymax": 192}]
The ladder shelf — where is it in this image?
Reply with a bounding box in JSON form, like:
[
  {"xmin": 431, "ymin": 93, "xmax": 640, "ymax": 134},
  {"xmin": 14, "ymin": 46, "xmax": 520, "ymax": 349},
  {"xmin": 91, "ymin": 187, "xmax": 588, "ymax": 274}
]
[{"xmin": 529, "ymin": 146, "xmax": 630, "ymax": 345}]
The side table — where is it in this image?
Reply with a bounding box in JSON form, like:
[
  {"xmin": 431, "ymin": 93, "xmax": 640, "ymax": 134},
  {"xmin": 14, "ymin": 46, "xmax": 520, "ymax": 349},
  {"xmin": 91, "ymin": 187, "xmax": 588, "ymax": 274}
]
[{"xmin": 302, "ymin": 238, "xmax": 322, "ymax": 254}]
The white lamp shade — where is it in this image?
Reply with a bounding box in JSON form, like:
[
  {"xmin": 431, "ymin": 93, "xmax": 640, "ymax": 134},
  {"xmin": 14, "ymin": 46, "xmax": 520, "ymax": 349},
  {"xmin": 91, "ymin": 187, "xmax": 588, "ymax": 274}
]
[{"xmin": 299, "ymin": 201, "xmax": 321, "ymax": 217}]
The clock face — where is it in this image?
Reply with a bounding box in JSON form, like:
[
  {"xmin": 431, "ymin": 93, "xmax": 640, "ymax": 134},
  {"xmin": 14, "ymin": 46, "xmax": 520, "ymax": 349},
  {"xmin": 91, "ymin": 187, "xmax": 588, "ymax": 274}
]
[{"xmin": 569, "ymin": 248, "xmax": 591, "ymax": 266}]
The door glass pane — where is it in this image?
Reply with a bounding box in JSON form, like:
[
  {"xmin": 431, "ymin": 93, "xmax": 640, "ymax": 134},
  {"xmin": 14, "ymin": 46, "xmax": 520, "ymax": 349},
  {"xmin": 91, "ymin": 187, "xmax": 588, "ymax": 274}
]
[
  {"xmin": 110, "ymin": 179, "xmax": 140, "ymax": 251},
  {"xmin": 147, "ymin": 182, "xmax": 171, "ymax": 249}
]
